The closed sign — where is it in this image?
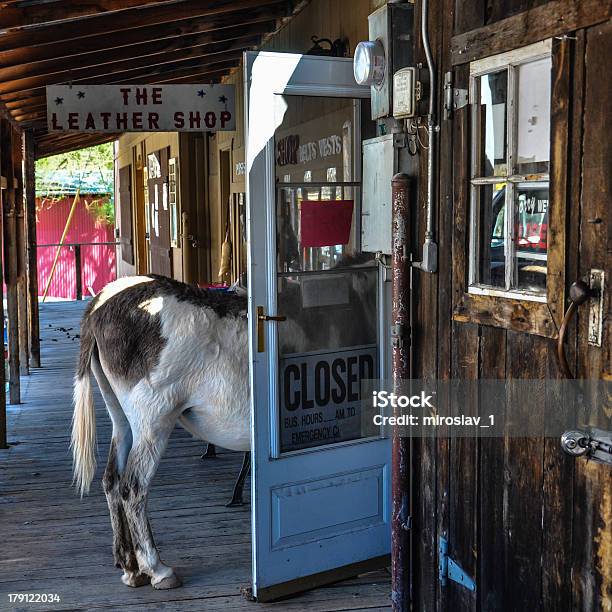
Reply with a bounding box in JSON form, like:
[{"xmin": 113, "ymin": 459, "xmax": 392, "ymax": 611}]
[{"xmin": 280, "ymin": 346, "xmax": 377, "ymax": 452}]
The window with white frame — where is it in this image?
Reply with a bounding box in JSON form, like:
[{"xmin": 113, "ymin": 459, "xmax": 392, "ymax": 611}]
[{"xmin": 468, "ymin": 40, "xmax": 552, "ymax": 301}]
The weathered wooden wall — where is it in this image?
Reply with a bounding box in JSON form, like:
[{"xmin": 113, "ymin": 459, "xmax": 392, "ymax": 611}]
[{"xmin": 404, "ymin": 0, "xmax": 611, "ymax": 610}]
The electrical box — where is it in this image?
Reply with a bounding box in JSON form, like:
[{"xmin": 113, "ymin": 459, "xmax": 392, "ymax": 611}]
[
  {"xmin": 361, "ymin": 134, "xmax": 398, "ymax": 254},
  {"xmin": 368, "ymin": 3, "xmax": 415, "ymax": 120},
  {"xmin": 393, "ymin": 67, "xmax": 417, "ymax": 118}
]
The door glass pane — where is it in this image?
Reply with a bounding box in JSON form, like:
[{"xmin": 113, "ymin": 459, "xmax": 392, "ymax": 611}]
[
  {"xmin": 276, "ymin": 95, "xmax": 359, "ymax": 273},
  {"xmin": 516, "ymin": 57, "xmax": 551, "ymax": 175},
  {"xmin": 275, "ymin": 96, "xmax": 378, "ymax": 453},
  {"xmin": 514, "ymin": 183, "xmax": 548, "ymax": 292},
  {"xmin": 475, "ymin": 183, "xmax": 506, "ymax": 287},
  {"xmin": 476, "ymin": 70, "xmax": 508, "ymax": 177}
]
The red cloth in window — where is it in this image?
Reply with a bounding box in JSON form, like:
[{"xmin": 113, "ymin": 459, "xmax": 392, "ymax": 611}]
[{"xmin": 299, "ymin": 200, "xmax": 354, "ymax": 247}]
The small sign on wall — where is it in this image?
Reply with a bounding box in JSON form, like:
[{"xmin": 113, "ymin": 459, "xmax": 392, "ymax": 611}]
[{"xmin": 46, "ymin": 84, "xmax": 235, "ymax": 132}]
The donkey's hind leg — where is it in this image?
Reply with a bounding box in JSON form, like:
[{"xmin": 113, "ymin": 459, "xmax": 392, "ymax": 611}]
[
  {"xmin": 91, "ymin": 353, "xmax": 149, "ymax": 588},
  {"xmin": 226, "ymin": 452, "xmax": 251, "ymax": 508},
  {"xmin": 121, "ymin": 393, "xmax": 181, "ymax": 590}
]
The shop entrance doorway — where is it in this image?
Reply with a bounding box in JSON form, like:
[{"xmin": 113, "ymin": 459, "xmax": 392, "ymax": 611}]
[{"xmin": 245, "ymin": 51, "xmax": 391, "ymax": 601}]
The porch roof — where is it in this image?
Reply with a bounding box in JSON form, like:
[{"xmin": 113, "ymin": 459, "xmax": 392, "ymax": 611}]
[{"xmin": 0, "ymin": 0, "xmax": 308, "ymax": 159}]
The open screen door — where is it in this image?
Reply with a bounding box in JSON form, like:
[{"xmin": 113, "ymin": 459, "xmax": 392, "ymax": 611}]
[{"xmin": 245, "ymin": 51, "xmax": 391, "ymax": 601}]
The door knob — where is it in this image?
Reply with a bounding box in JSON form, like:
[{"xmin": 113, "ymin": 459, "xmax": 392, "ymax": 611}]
[
  {"xmin": 556, "ymin": 280, "xmax": 593, "ymax": 379},
  {"xmin": 256, "ymin": 306, "xmax": 286, "ymax": 352}
]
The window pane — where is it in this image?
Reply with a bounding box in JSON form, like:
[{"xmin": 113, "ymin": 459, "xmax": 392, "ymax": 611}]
[
  {"xmin": 476, "ymin": 70, "xmax": 508, "ymax": 177},
  {"xmin": 516, "ymin": 57, "xmax": 551, "ymax": 175},
  {"xmin": 277, "ymin": 267, "xmax": 378, "ymax": 453},
  {"xmin": 475, "ymin": 183, "xmax": 506, "ymax": 287},
  {"xmin": 514, "ymin": 183, "xmax": 548, "ymax": 292}
]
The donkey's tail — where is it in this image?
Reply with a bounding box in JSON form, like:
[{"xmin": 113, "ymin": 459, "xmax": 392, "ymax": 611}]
[{"xmin": 71, "ymin": 317, "xmax": 97, "ymax": 497}]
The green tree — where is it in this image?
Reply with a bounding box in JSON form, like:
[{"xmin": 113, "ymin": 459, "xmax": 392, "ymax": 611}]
[{"xmin": 35, "ymin": 143, "xmax": 115, "ymax": 224}]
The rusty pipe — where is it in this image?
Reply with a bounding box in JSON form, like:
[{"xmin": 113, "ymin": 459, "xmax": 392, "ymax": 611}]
[{"xmin": 391, "ymin": 173, "xmax": 412, "ymax": 612}]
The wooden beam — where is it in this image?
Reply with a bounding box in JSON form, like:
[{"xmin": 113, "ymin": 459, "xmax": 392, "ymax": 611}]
[
  {"xmin": 0, "ymin": 0, "xmax": 179, "ymax": 29},
  {"xmin": 13, "ymin": 130, "xmax": 29, "ymax": 376},
  {"xmin": 1, "ymin": 120, "xmax": 21, "ymax": 404},
  {"xmin": 0, "ymin": 20, "xmax": 272, "ymax": 83},
  {"xmin": 0, "ymin": 121, "xmax": 5, "ymax": 446},
  {"xmin": 0, "ymin": 0, "xmax": 288, "ymax": 53},
  {"xmin": 450, "ymin": 0, "xmax": 612, "ymax": 65},
  {"xmin": 0, "ymin": 8, "xmax": 280, "ymax": 75},
  {"xmin": 35, "ymin": 134, "xmax": 118, "ymax": 159},
  {"xmin": 157, "ymin": 65, "xmax": 240, "ymax": 84},
  {"xmin": 24, "ymin": 131, "xmax": 40, "ymax": 368},
  {"xmin": 0, "ymin": 53, "xmax": 242, "ymax": 102},
  {"xmin": 0, "ymin": 35, "xmax": 259, "ymax": 95}
]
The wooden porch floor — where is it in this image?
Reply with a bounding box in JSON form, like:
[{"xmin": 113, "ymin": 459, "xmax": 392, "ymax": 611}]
[{"xmin": 0, "ymin": 300, "xmax": 391, "ymax": 612}]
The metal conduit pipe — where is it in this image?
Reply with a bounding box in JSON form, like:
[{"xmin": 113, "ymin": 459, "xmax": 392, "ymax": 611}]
[{"xmin": 415, "ymin": 0, "xmax": 438, "ymax": 273}]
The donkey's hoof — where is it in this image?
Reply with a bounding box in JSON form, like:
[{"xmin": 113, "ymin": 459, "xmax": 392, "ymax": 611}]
[
  {"xmin": 153, "ymin": 573, "xmax": 182, "ymax": 590},
  {"xmin": 122, "ymin": 571, "xmax": 150, "ymax": 588}
]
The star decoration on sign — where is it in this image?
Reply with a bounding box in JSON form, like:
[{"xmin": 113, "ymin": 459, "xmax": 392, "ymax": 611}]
[
  {"xmin": 54, "ymin": 97, "xmax": 63, "ymax": 105},
  {"xmin": 197, "ymin": 89, "xmax": 206, "ymax": 98},
  {"xmin": 218, "ymin": 95, "xmax": 228, "ymax": 103},
  {"xmin": 77, "ymin": 91, "xmax": 85, "ymax": 99}
]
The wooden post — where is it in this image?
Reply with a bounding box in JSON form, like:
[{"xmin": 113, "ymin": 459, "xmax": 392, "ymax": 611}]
[
  {"xmin": 1, "ymin": 120, "xmax": 20, "ymax": 404},
  {"xmin": 0, "ymin": 119, "xmax": 7, "ymax": 446},
  {"xmin": 74, "ymin": 244, "xmax": 82, "ymax": 300},
  {"xmin": 14, "ymin": 131, "xmax": 29, "ymax": 376},
  {"xmin": 24, "ymin": 130, "xmax": 40, "ymax": 367}
]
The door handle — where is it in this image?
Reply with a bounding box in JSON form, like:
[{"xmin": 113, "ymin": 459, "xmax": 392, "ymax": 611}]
[
  {"xmin": 556, "ymin": 279, "xmax": 593, "ymax": 379},
  {"xmin": 256, "ymin": 306, "xmax": 286, "ymax": 352}
]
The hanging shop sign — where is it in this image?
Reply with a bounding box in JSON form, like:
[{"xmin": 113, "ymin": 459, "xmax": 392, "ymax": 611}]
[
  {"xmin": 46, "ymin": 84, "xmax": 235, "ymax": 132},
  {"xmin": 280, "ymin": 345, "xmax": 377, "ymax": 452}
]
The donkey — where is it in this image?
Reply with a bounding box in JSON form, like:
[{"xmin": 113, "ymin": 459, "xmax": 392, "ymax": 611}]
[{"xmin": 71, "ymin": 274, "xmax": 250, "ymax": 589}]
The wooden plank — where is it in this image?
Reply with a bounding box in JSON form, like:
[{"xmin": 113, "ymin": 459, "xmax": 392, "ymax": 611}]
[
  {"xmin": 571, "ymin": 19, "xmax": 612, "ymax": 612},
  {"xmin": 0, "ymin": 20, "xmax": 273, "ymax": 84},
  {"xmin": 0, "ymin": 0, "xmax": 181, "ymax": 29},
  {"xmin": 0, "ymin": 0, "xmax": 288, "ymax": 54},
  {"xmin": 12, "ymin": 129, "xmax": 29, "ymax": 376},
  {"xmin": 538, "ymin": 36, "xmax": 575, "ymax": 610},
  {"xmin": 1, "ymin": 120, "xmax": 20, "ymax": 404},
  {"xmin": 448, "ymin": 322, "xmax": 479, "ymax": 612},
  {"xmin": 0, "ymin": 43, "xmax": 248, "ymax": 96},
  {"xmin": 24, "ymin": 130, "xmax": 40, "ymax": 368},
  {"xmin": 434, "ymin": 0, "xmax": 457, "ymax": 606},
  {"xmin": 453, "ymin": 0, "xmax": 484, "ymax": 35},
  {"xmin": 477, "ymin": 327, "xmax": 506, "ymax": 611},
  {"xmin": 453, "ymin": 293, "xmax": 557, "ymax": 338},
  {"xmin": 450, "ymin": 0, "xmax": 612, "ymax": 65},
  {"xmin": 0, "ymin": 123, "xmax": 5, "ymax": 447},
  {"xmin": 503, "ymin": 332, "xmax": 547, "ymax": 609}
]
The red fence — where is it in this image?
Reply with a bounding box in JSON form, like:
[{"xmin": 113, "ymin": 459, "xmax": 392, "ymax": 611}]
[{"xmin": 36, "ymin": 196, "xmax": 116, "ymax": 299}]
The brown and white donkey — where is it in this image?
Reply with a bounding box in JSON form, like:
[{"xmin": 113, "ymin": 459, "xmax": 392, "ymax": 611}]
[{"xmin": 72, "ymin": 275, "xmax": 251, "ymax": 590}]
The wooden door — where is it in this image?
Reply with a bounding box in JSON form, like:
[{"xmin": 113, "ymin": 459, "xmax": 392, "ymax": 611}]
[
  {"xmin": 408, "ymin": 5, "xmax": 611, "ymax": 611},
  {"xmin": 147, "ymin": 147, "xmax": 172, "ymax": 277},
  {"xmin": 118, "ymin": 165, "xmax": 133, "ymax": 265}
]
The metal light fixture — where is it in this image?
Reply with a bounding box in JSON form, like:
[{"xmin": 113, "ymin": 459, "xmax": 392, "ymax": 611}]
[{"xmin": 353, "ymin": 40, "xmax": 386, "ymax": 88}]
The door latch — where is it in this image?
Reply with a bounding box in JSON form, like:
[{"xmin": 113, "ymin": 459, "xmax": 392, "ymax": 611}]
[
  {"xmin": 587, "ymin": 269, "xmax": 604, "ymax": 346},
  {"xmin": 439, "ymin": 537, "xmax": 476, "ymax": 591},
  {"xmin": 561, "ymin": 428, "xmax": 612, "ymax": 467}
]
